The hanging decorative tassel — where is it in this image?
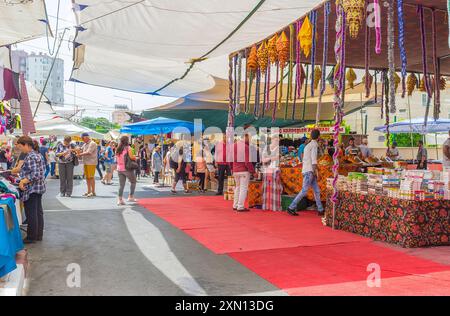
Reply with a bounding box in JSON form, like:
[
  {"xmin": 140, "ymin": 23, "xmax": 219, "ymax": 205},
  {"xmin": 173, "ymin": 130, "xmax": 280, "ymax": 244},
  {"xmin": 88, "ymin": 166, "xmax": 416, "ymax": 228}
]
[
  {"xmin": 302, "ymin": 65, "xmax": 309, "ymax": 121},
  {"xmin": 448, "ymin": 0, "xmax": 450, "ymax": 48},
  {"xmin": 262, "ymin": 69, "xmax": 268, "ymax": 117},
  {"xmin": 257, "ymin": 42, "xmax": 268, "ymax": 114},
  {"xmin": 299, "ymin": 16, "xmax": 313, "ymax": 58},
  {"xmin": 362, "ymin": 73, "xmax": 373, "ymax": 97},
  {"xmin": 364, "ymin": 7, "xmax": 371, "ymax": 98},
  {"xmin": 342, "ymin": 0, "xmax": 365, "ymax": 39},
  {"xmin": 326, "ymin": 66, "xmax": 335, "ymax": 88},
  {"xmin": 407, "ymin": 73, "xmax": 418, "ymax": 96},
  {"xmin": 431, "ymin": 9, "xmax": 441, "ymax": 120},
  {"xmin": 277, "ymin": 32, "xmax": 289, "ymax": 109},
  {"xmin": 233, "ymin": 55, "xmax": 238, "ymax": 114},
  {"xmin": 244, "ymin": 50, "xmax": 249, "ymax": 114},
  {"xmin": 397, "ymin": 0, "xmax": 407, "ymax": 98},
  {"xmin": 331, "ymin": 1, "xmax": 347, "ymax": 230},
  {"xmin": 285, "ymin": 24, "xmax": 295, "ymax": 119},
  {"xmin": 346, "ymin": 68, "xmax": 357, "ymax": 89},
  {"xmin": 254, "ymin": 69, "xmax": 261, "ymax": 118},
  {"xmin": 292, "ymin": 66, "xmax": 298, "ymax": 120},
  {"xmin": 381, "ymin": 70, "xmax": 386, "ymax": 119},
  {"xmin": 418, "ymin": 5, "xmax": 432, "ymax": 98},
  {"xmin": 316, "ymin": 1, "xmax": 330, "ymax": 125},
  {"xmin": 246, "ymin": 45, "xmax": 258, "ymax": 114},
  {"xmin": 373, "ymin": 0, "xmax": 382, "ymax": 54},
  {"xmin": 310, "ymin": 10, "xmax": 318, "ymax": 97},
  {"xmin": 273, "ymin": 63, "xmax": 280, "ymax": 121},
  {"xmin": 393, "ymin": 72, "xmax": 401, "ymax": 93},
  {"xmin": 295, "ymin": 20, "xmax": 302, "ymax": 98},
  {"xmin": 228, "ymin": 56, "xmax": 235, "ymax": 127},
  {"xmin": 235, "ymin": 52, "xmax": 243, "ymax": 115},
  {"xmin": 374, "ymin": 70, "xmax": 378, "ymax": 103},
  {"xmin": 384, "ymin": 75, "xmax": 391, "ymax": 155},
  {"xmin": 387, "ymin": 0, "xmax": 396, "ymax": 113},
  {"xmin": 313, "ymin": 66, "xmax": 322, "ymax": 91},
  {"xmin": 265, "ymin": 56, "xmax": 271, "ymax": 111},
  {"xmin": 299, "ymin": 64, "xmax": 306, "ymax": 93}
]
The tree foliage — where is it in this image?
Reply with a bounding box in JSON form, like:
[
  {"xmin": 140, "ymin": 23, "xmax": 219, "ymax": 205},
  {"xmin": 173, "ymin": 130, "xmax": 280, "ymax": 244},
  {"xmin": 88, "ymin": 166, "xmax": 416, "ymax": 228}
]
[{"xmin": 79, "ymin": 117, "xmax": 120, "ymax": 134}]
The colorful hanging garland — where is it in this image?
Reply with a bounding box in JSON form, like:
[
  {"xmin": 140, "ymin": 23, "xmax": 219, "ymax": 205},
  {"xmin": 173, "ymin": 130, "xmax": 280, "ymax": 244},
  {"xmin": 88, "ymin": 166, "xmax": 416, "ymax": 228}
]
[
  {"xmin": 364, "ymin": 8, "xmax": 371, "ymax": 98},
  {"xmin": 246, "ymin": 45, "xmax": 258, "ymax": 114},
  {"xmin": 310, "ymin": 10, "xmax": 318, "ymax": 97},
  {"xmin": 316, "ymin": 1, "xmax": 331, "ymax": 125},
  {"xmin": 418, "ymin": 5, "xmax": 432, "ymax": 98},
  {"xmin": 397, "ymin": 0, "xmax": 407, "ymax": 98},
  {"xmin": 228, "ymin": 56, "xmax": 235, "ymax": 127},
  {"xmin": 295, "ymin": 20, "xmax": 303, "ymax": 99},
  {"xmin": 387, "ymin": 0, "xmax": 396, "ymax": 113},
  {"xmin": 373, "ymin": 0, "xmax": 382, "ymax": 54},
  {"xmin": 285, "ymin": 24, "xmax": 295, "ymax": 119},
  {"xmin": 331, "ymin": 1, "xmax": 347, "ymax": 229},
  {"xmin": 235, "ymin": 52, "xmax": 243, "ymax": 115},
  {"xmin": 431, "ymin": 9, "xmax": 441, "ymax": 120},
  {"xmin": 277, "ymin": 32, "xmax": 289, "ymax": 109}
]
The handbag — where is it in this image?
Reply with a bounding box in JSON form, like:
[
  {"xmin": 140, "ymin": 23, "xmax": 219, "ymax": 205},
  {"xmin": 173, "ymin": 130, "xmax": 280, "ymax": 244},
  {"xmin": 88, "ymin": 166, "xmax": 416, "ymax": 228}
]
[
  {"xmin": 125, "ymin": 149, "xmax": 139, "ymax": 171},
  {"xmin": 72, "ymin": 153, "xmax": 79, "ymax": 166}
]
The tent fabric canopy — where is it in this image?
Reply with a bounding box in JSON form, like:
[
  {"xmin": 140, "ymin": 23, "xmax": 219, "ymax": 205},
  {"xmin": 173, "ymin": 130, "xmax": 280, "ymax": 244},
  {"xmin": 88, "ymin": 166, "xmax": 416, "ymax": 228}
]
[
  {"xmin": 70, "ymin": 0, "xmax": 323, "ymax": 97},
  {"xmin": 121, "ymin": 117, "xmax": 200, "ymax": 135},
  {"xmin": 374, "ymin": 118, "xmax": 450, "ymax": 134},
  {"xmin": 0, "ymin": 0, "xmax": 50, "ymax": 47},
  {"xmin": 33, "ymin": 117, "xmax": 105, "ymax": 139}
]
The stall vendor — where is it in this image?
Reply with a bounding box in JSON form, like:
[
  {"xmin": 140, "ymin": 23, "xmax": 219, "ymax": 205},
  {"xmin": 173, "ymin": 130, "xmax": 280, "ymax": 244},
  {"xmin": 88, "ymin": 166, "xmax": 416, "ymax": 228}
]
[
  {"xmin": 345, "ymin": 137, "xmax": 361, "ymax": 156},
  {"xmin": 359, "ymin": 137, "xmax": 372, "ymax": 159},
  {"xmin": 387, "ymin": 142, "xmax": 400, "ymax": 160}
]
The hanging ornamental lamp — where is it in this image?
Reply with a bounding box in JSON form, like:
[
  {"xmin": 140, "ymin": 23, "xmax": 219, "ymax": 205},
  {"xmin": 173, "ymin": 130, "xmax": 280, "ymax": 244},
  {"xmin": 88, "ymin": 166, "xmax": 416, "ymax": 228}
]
[
  {"xmin": 342, "ymin": 0, "xmax": 366, "ymax": 39},
  {"xmin": 298, "ymin": 16, "xmax": 313, "ymax": 57}
]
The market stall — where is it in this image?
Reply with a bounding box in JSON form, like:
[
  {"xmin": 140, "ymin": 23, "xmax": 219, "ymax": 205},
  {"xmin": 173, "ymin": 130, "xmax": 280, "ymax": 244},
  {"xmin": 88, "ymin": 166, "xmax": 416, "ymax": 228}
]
[{"xmin": 324, "ymin": 169, "xmax": 450, "ymax": 247}]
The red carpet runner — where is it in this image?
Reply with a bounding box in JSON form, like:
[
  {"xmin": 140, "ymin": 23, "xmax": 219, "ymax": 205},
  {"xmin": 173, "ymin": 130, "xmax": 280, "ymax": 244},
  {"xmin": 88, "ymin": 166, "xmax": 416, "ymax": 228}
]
[{"xmin": 139, "ymin": 196, "xmax": 450, "ymax": 295}]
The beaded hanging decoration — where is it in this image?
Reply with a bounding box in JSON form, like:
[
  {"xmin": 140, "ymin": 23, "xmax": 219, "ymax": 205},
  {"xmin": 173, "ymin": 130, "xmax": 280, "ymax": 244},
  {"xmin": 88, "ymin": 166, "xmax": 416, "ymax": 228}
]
[
  {"xmin": 228, "ymin": 56, "xmax": 235, "ymax": 127},
  {"xmin": 295, "ymin": 20, "xmax": 302, "ymax": 99},
  {"xmin": 254, "ymin": 69, "xmax": 261, "ymax": 118},
  {"xmin": 233, "ymin": 55, "xmax": 238, "ymax": 113},
  {"xmin": 235, "ymin": 52, "xmax": 243, "ymax": 115},
  {"xmin": 431, "ymin": 9, "xmax": 441, "ymax": 120},
  {"xmin": 418, "ymin": 5, "xmax": 432, "ymax": 98},
  {"xmin": 246, "ymin": 45, "xmax": 258, "ymax": 114},
  {"xmin": 244, "ymin": 49, "xmax": 249, "ymax": 114},
  {"xmin": 364, "ymin": 7, "xmax": 371, "ymax": 98},
  {"xmin": 397, "ymin": 0, "xmax": 407, "ymax": 98},
  {"xmin": 331, "ymin": 2, "xmax": 347, "ymax": 229},
  {"xmin": 317, "ymin": 0, "xmax": 330, "ymax": 127},
  {"xmin": 373, "ymin": 0, "xmax": 382, "ymax": 54},
  {"xmin": 310, "ymin": 10, "xmax": 318, "ymax": 97},
  {"xmin": 285, "ymin": 24, "xmax": 295, "ymax": 119},
  {"xmin": 273, "ymin": 63, "xmax": 280, "ymax": 122},
  {"xmin": 387, "ymin": 0, "xmax": 396, "ymax": 113},
  {"xmin": 277, "ymin": 32, "xmax": 290, "ymax": 109}
]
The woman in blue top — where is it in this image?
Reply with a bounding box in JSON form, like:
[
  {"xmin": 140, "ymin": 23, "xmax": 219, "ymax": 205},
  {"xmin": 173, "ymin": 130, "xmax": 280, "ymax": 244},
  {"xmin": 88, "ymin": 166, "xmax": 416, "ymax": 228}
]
[{"xmin": 101, "ymin": 141, "xmax": 115, "ymax": 185}]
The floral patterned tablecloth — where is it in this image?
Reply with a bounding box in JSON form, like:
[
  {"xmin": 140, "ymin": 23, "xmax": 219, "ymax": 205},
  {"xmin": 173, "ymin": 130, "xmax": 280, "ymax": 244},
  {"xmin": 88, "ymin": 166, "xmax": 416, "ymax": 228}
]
[{"xmin": 325, "ymin": 191, "xmax": 450, "ymax": 248}]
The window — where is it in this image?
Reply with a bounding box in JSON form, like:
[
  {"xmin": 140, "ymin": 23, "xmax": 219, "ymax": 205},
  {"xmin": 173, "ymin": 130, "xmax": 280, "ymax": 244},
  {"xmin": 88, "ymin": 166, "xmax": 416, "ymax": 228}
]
[{"xmin": 378, "ymin": 136, "xmax": 385, "ymax": 142}]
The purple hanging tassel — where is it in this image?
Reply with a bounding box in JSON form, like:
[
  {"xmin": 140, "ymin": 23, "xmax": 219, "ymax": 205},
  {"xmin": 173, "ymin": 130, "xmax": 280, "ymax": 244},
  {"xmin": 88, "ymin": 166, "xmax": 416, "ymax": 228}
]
[
  {"xmin": 397, "ymin": 0, "xmax": 407, "ymax": 98},
  {"xmin": 296, "ymin": 20, "xmax": 302, "ymax": 98},
  {"xmin": 418, "ymin": 5, "xmax": 432, "ymax": 98},
  {"xmin": 310, "ymin": 10, "xmax": 318, "ymax": 97},
  {"xmin": 431, "ymin": 9, "xmax": 441, "ymax": 119}
]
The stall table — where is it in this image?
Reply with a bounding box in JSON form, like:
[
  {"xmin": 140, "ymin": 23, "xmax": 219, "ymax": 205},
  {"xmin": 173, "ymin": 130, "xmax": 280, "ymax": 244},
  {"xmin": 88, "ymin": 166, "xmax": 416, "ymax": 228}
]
[{"xmin": 325, "ymin": 191, "xmax": 450, "ymax": 248}]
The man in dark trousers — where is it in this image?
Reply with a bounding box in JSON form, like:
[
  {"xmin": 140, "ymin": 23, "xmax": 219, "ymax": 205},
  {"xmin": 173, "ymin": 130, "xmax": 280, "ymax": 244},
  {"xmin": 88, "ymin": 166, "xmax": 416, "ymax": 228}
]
[{"xmin": 214, "ymin": 134, "xmax": 231, "ymax": 196}]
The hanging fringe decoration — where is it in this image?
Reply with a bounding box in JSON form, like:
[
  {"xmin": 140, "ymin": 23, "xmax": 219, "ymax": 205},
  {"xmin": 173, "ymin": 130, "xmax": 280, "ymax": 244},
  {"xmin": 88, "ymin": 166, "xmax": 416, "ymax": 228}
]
[
  {"xmin": 407, "ymin": 72, "xmax": 418, "ymax": 96},
  {"xmin": 262, "ymin": 68, "xmax": 268, "ymax": 117},
  {"xmin": 397, "ymin": 0, "xmax": 407, "ymax": 98},
  {"xmin": 362, "ymin": 73, "xmax": 373, "ymax": 97},
  {"xmin": 265, "ymin": 55, "xmax": 271, "ymax": 111},
  {"xmin": 246, "ymin": 45, "xmax": 258, "ymax": 114},
  {"xmin": 257, "ymin": 42, "xmax": 268, "ymax": 114},
  {"xmin": 387, "ymin": 0, "xmax": 396, "ymax": 113},
  {"xmin": 374, "ymin": 70, "xmax": 378, "ymax": 103},
  {"xmin": 314, "ymin": 66, "xmax": 322, "ymax": 91},
  {"xmin": 302, "ymin": 65, "xmax": 309, "ymax": 121},
  {"xmin": 373, "ymin": 0, "xmax": 382, "ymax": 54},
  {"xmin": 418, "ymin": 5, "xmax": 432, "ymax": 98},
  {"xmin": 299, "ymin": 16, "xmax": 313, "ymax": 58},
  {"xmin": 233, "ymin": 55, "xmax": 238, "ymax": 114},
  {"xmin": 285, "ymin": 24, "xmax": 295, "ymax": 119},
  {"xmin": 346, "ymin": 68, "xmax": 357, "ymax": 89},
  {"xmin": 384, "ymin": 74, "xmax": 391, "ymax": 155},
  {"xmin": 316, "ymin": 1, "xmax": 331, "ymax": 125},
  {"xmin": 277, "ymin": 32, "xmax": 289, "ymax": 109},
  {"xmin": 364, "ymin": 8, "xmax": 371, "ymax": 98},
  {"xmin": 228, "ymin": 56, "xmax": 235, "ymax": 127},
  {"xmin": 244, "ymin": 50, "xmax": 249, "ymax": 113},
  {"xmin": 326, "ymin": 66, "xmax": 335, "ymax": 88},
  {"xmin": 254, "ymin": 69, "xmax": 261, "ymax": 118},
  {"xmin": 292, "ymin": 66, "xmax": 298, "ymax": 120},
  {"xmin": 273, "ymin": 63, "xmax": 280, "ymax": 121},
  {"xmin": 381, "ymin": 70, "xmax": 386, "ymax": 119},
  {"xmin": 235, "ymin": 52, "xmax": 243, "ymax": 115},
  {"xmin": 295, "ymin": 20, "xmax": 302, "ymax": 99},
  {"xmin": 342, "ymin": 0, "xmax": 365, "ymax": 39},
  {"xmin": 431, "ymin": 9, "xmax": 441, "ymax": 120},
  {"xmin": 331, "ymin": 1, "xmax": 347, "ymax": 230},
  {"xmin": 310, "ymin": 10, "xmax": 318, "ymax": 97}
]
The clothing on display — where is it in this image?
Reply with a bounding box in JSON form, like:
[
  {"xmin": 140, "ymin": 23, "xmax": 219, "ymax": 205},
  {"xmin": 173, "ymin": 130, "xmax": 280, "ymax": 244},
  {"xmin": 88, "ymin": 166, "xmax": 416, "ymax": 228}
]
[{"xmin": 2, "ymin": 68, "xmax": 21, "ymax": 101}]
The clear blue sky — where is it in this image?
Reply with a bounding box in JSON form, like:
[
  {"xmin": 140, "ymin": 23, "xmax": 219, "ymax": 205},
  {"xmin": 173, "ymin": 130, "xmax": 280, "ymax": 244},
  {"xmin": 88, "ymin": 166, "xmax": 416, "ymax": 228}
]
[{"xmin": 15, "ymin": 0, "xmax": 176, "ymax": 119}]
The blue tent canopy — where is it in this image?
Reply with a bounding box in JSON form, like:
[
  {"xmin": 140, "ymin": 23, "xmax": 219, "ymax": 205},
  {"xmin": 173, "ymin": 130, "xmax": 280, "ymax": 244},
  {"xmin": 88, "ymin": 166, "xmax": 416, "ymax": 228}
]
[
  {"xmin": 374, "ymin": 118, "xmax": 450, "ymax": 134},
  {"xmin": 121, "ymin": 117, "xmax": 201, "ymax": 135}
]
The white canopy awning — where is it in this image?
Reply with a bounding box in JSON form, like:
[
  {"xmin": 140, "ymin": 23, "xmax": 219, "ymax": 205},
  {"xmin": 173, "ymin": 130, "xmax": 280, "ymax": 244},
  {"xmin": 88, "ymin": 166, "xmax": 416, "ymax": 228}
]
[
  {"xmin": 71, "ymin": 0, "xmax": 323, "ymax": 97},
  {"xmin": 0, "ymin": 0, "xmax": 51, "ymax": 47},
  {"xmin": 33, "ymin": 117, "xmax": 105, "ymax": 139}
]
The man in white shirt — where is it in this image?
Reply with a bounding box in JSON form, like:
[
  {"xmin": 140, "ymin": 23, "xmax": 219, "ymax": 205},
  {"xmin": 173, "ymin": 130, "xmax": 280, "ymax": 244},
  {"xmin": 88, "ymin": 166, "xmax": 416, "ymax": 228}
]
[
  {"xmin": 287, "ymin": 129, "xmax": 324, "ymax": 216},
  {"xmin": 359, "ymin": 137, "xmax": 372, "ymax": 159},
  {"xmin": 443, "ymin": 130, "xmax": 450, "ymax": 169}
]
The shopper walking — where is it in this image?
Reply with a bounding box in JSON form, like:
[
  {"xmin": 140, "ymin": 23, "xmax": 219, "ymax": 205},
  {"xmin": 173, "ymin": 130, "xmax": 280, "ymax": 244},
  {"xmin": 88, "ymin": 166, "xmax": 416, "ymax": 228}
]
[
  {"xmin": 195, "ymin": 151, "xmax": 207, "ymax": 193},
  {"xmin": 151, "ymin": 146, "xmax": 163, "ymax": 184},
  {"xmin": 232, "ymin": 134, "xmax": 255, "ymax": 212},
  {"xmin": 140, "ymin": 145, "xmax": 149, "ymax": 178},
  {"xmin": 56, "ymin": 136, "xmax": 77, "ymax": 197},
  {"xmin": 39, "ymin": 140, "xmax": 50, "ymax": 178},
  {"xmin": 170, "ymin": 145, "xmax": 190, "ymax": 194},
  {"xmin": 214, "ymin": 134, "xmax": 231, "ymax": 196},
  {"xmin": 17, "ymin": 136, "xmax": 46, "ymax": 244},
  {"xmin": 116, "ymin": 136, "xmax": 138, "ymax": 206},
  {"xmin": 48, "ymin": 147, "xmax": 57, "ymax": 178},
  {"xmin": 287, "ymin": 129, "xmax": 324, "ymax": 217},
  {"xmin": 78, "ymin": 133, "xmax": 98, "ymax": 197},
  {"xmin": 101, "ymin": 141, "xmax": 114, "ymax": 185}
]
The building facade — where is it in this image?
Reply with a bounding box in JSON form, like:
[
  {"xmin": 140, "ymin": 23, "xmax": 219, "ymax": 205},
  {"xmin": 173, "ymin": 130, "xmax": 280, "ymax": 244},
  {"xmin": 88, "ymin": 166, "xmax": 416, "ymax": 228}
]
[{"xmin": 11, "ymin": 50, "xmax": 65, "ymax": 107}]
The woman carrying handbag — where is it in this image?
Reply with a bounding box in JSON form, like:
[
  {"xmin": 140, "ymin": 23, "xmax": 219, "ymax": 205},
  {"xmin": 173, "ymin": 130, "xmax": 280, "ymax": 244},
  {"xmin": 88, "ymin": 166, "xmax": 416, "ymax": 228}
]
[{"xmin": 115, "ymin": 136, "xmax": 138, "ymax": 206}]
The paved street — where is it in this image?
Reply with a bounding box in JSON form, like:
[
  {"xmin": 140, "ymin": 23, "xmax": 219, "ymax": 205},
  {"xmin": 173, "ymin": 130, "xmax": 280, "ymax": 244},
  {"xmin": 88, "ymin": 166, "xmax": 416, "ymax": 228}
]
[{"xmin": 26, "ymin": 177, "xmax": 283, "ymax": 296}]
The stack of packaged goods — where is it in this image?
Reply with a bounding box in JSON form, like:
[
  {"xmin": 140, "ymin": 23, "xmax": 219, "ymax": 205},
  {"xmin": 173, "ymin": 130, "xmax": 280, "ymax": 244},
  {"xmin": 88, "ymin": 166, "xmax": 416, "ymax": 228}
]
[
  {"xmin": 367, "ymin": 174, "xmax": 383, "ymax": 195},
  {"xmin": 348, "ymin": 172, "xmax": 368, "ymax": 194},
  {"xmin": 327, "ymin": 176, "xmax": 349, "ymax": 192}
]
